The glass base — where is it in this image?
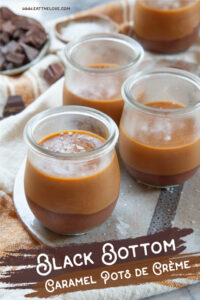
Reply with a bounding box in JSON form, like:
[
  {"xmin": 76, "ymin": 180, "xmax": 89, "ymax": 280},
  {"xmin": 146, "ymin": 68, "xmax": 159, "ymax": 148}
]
[
  {"xmin": 49, "ymin": 228, "xmax": 88, "ymax": 236},
  {"xmin": 135, "ymin": 179, "xmax": 180, "ymax": 189}
]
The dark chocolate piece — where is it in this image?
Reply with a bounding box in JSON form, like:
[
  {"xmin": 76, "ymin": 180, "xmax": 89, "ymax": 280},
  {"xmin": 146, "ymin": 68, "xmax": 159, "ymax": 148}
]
[
  {"xmin": 13, "ymin": 29, "xmax": 26, "ymax": 40},
  {"xmin": 1, "ymin": 41, "xmax": 22, "ymax": 55},
  {"xmin": 0, "ymin": 7, "xmax": 16, "ymax": 20},
  {"xmin": 0, "ymin": 52, "xmax": 5, "ymax": 70},
  {"xmin": 43, "ymin": 63, "xmax": 65, "ymax": 85},
  {"xmin": 2, "ymin": 61, "xmax": 14, "ymax": 70},
  {"xmin": 12, "ymin": 16, "xmax": 42, "ymax": 31},
  {"xmin": 3, "ymin": 95, "xmax": 25, "ymax": 117},
  {"xmin": 21, "ymin": 43, "xmax": 39, "ymax": 62},
  {"xmin": 6, "ymin": 52, "xmax": 25, "ymax": 65},
  {"xmin": 0, "ymin": 19, "xmax": 3, "ymax": 31},
  {"xmin": 2, "ymin": 21, "xmax": 15, "ymax": 35},
  {"xmin": 0, "ymin": 32, "xmax": 9, "ymax": 45},
  {"xmin": 23, "ymin": 28, "xmax": 47, "ymax": 49},
  {"xmin": 0, "ymin": 7, "xmax": 47, "ymax": 71},
  {"xmin": 12, "ymin": 16, "xmax": 31, "ymax": 30}
]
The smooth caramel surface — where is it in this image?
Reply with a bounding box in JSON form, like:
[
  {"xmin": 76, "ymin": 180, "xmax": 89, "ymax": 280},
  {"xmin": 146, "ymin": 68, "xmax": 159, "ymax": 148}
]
[
  {"xmin": 119, "ymin": 101, "xmax": 200, "ymax": 176},
  {"xmin": 89, "ymin": 63, "xmax": 119, "ymax": 69},
  {"xmin": 63, "ymin": 63, "xmax": 124, "ymax": 125},
  {"xmin": 145, "ymin": 101, "xmax": 185, "ymax": 109}
]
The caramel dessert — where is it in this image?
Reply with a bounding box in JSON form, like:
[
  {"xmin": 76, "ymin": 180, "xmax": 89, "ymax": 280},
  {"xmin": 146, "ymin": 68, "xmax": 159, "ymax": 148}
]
[
  {"xmin": 119, "ymin": 101, "xmax": 200, "ymax": 186},
  {"xmin": 63, "ymin": 64, "xmax": 124, "ymax": 125},
  {"xmin": 134, "ymin": 0, "xmax": 200, "ymax": 53},
  {"xmin": 24, "ymin": 130, "xmax": 120, "ymax": 234}
]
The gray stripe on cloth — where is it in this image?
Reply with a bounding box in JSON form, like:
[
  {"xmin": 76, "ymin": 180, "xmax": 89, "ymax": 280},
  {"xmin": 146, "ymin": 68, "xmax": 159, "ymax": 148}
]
[{"xmin": 148, "ymin": 184, "xmax": 184, "ymax": 235}]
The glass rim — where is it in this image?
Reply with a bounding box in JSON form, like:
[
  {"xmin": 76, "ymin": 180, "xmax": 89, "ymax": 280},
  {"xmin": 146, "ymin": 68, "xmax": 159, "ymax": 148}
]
[
  {"xmin": 64, "ymin": 33, "xmax": 144, "ymax": 74},
  {"xmin": 136, "ymin": 0, "xmax": 199, "ymax": 13},
  {"xmin": 24, "ymin": 106, "xmax": 119, "ymax": 161},
  {"xmin": 122, "ymin": 67, "xmax": 200, "ymax": 116}
]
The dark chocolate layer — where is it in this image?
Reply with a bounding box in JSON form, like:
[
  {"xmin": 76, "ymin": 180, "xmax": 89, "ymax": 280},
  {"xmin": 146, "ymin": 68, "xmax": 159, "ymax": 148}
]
[
  {"xmin": 123, "ymin": 162, "xmax": 199, "ymax": 187},
  {"xmin": 134, "ymin": 24, "xmax": 199, "ymax": 54},
  {"xmin": 26, "ymin": 196, "xmax": 118, "ymax": 234}
]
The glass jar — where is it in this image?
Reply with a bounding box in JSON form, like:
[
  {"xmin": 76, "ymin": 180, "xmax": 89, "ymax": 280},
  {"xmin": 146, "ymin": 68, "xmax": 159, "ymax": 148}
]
[
  {"xmin": 133, "ymin": 0, "xmax": 200, "ymax": 53},
  {"xmin": 24, "ymin": 106, "xmax": 120, "ymax": 235},
  {"xmin": 119, "ymin": 68, "xmax": 200, "ymax": 187},
  {"xmin": 63, "ymin": 33, "xmax": 144, "ymax": 125}
]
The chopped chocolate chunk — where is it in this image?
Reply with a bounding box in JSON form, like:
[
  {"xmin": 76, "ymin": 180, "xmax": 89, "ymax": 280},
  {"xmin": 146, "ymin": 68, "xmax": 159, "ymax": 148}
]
[
  {"xmin": 43, "ymin": 63, "xmax": 65, "ymax": 85},
  {"xmin": 2, "ymin": 21, "xmax": 15, "ymax": 35},
  {"xmin": 21, "ymin": 43, "xmax": 39, "ymax": 61},
  {"xmin": 1, "ymin": 41, "xmax": 22, "ymax": 55},
  {"xmin": 0, "ymin": 7, "xmax": 16, "ymax": 21},
  {"xmin": 13, "ymin": 29, "xmax": 26, "ymax": 40},
  {"xmin": 6, "ymin": 52, "xmax": 25, "ymax": 65},
  {"xmin": 0, "ymin": 19, "xmax": 3, "ymax": 31},
  {"xmin": 3, "ymin": 61, "xmax": 14, "ymax": 70},
  {"xmin": 3, "ymin": 95, "xmax": 25, "ymax": 117},
  {"xmin": 0, "ymin": 7, "xmax": 47, "ymax": 72},
  {"xmin": 0, "ymin": 32, "xmax": 9, "ymax": 45},
  {"xmin": 12, "ymin": 16, "xmax": 33, "ymax": 31},
  {"xmin": 23, "ymin": 28, "xmax": 47, "ymax": 49},
  {"xmin": 0, "ymin": 52, "xmax": 5, "ymax": 70},
  {"xmin": 13, "ymin": 16, "xmax": 44, "ymax": 32}
]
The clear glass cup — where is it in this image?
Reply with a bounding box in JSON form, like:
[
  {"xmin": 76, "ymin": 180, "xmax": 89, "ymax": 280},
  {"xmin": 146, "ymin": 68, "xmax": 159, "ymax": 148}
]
[
  {"xmin": 119, "ymin": 68, "xmax": 200, "ymax": 188},
  {"xmin": 133, "ymin": 0, "xmax": 200, "ymax": 53},
  {"xmin": 24, "ymin": 106, "xmax": 120, "ymax": 235},
  {"xmin": 63, "ymin": 33, "xmax": 144, "ymax": 125}
]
